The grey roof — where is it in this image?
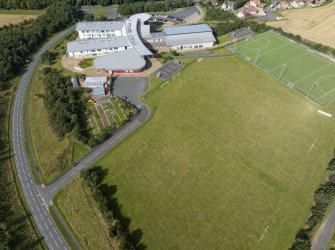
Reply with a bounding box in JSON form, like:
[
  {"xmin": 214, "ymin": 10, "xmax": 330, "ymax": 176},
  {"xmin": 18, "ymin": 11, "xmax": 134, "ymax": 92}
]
[
  {"xmin": 67, "ymin": 37, "xmax": 130, "ymax": 53},
  {"xmin": 164, "ymin": 24, "xmax": 213, "ymax": 36},
  {"xmin": 84, "ymin": 77, "xmax": 107, "ymax": 88},
  {"xmin": 76, "ymin": 21, "xmax": 125, "ymax": 31},
  {"xmin": 166, "ymin": 32, "xmax": 216, "ymax": 46},
  {"xmin": 125, "ymin": 18, "xmax": 153, "ymax": 56},
  {"xmin": 93, "ymin": 49, "xmax": 146, "ymax": 71},
  {"xmin": 142, "ymin": 32, "xmax": 166, "ymax": 40}
]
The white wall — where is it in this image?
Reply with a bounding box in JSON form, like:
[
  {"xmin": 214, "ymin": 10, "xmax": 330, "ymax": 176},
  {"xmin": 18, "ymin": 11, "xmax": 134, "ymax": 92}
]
[
  {"xmin": 68, "ymin": 45, "xmax": 130, "ymax": 58},
  {"xmin": 170, "ymin": 42, "xmax": 214, "ymax": 51},
  {"xmin": 78, "ymin": 30, "xmax": 123, "ymax": 39}
]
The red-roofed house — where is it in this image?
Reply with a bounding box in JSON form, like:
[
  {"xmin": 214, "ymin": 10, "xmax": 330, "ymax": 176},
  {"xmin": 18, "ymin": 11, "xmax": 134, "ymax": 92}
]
[{"xmin": 250, "ymin": 0, "xmax": 262, "ymax": 7}]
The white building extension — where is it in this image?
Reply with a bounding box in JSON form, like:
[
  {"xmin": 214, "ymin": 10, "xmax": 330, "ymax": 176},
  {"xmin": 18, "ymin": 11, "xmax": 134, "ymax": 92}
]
[{"xmin": 76, "ymin": 21, "xmax": 126, "ymax": 39}]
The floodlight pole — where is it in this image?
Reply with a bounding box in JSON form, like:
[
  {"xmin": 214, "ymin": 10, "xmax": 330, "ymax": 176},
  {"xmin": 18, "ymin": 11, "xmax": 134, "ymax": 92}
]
[
  {"xmin": 279, "ymin": 64, "xmax": 286, "ymax": 79},
  {"xmin": 254, "ymin": 49, "xmax": 260, "ymax": 65},
  {"xmin": 306, "ymin": 81, "xmax": 317, "ymax": 99}
]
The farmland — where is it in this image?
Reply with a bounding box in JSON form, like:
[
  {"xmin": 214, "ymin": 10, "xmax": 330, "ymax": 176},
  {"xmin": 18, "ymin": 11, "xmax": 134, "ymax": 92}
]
[
  {"xmin": 267, "ymin": 1, "xmax": 335, "ymax": 48},
  {"xmin": 67, "ymin": 54, "xmax": 335, "ymax": 249},
  {"xmin": 0, "ymin": 10, "xmax": 45, "ymax": 27}
]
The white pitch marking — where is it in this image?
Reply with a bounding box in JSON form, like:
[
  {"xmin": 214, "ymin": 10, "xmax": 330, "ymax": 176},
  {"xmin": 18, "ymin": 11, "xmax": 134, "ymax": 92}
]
[
  {"xmin": 318, "ymin": 110, "xmax": 332, "ymax": 117},
  {"xmin": 308, "ymin": 137, "xmax": 318, "ymax": 153}
]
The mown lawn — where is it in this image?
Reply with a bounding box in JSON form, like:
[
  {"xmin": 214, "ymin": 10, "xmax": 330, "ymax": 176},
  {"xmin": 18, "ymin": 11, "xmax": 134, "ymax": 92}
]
[
  {"xmin": 55, "ymin": 177, "xmax": 119, "ymax": 250},
  {"xmin": 65, "ymin": 55, "xmax": 335, "ymax": 249}
]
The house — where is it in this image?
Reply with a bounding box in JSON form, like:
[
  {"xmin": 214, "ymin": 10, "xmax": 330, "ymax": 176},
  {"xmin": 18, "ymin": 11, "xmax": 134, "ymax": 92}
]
[
  {"xmin": 83, "ymin": 77, "xmax": 107, "ymax": 97},
  {"xmin": 210, "ymin": 0, "xmax": 218, "ymax": 5},
  {"xmin": 277, "ymin": 0, "xmax": 291, "ymax": 8},
  {"xmin": 71, "ymin": 77, "xmax": 79, "ymax": 87},
  {"xmin": 290, "ymin": 0, "xmax": 304, "ymax": 8},
  {"xmin": 250, "ymin": 0, "xmax": 262, "ymax": 7},
  {"xmin": 221, "ymin": 1, "xmax": 234, "ymax": 11},
  {"xmin": 245, "ymin": 6, "xmax": 258, "ymax": 14},
  {"xmin": 308, "ymin": 0, "xmax": 320, "ymax": 7},
  {"xmin": 237, "ymin": 9, "xmax": 249, "ymax": 18}
]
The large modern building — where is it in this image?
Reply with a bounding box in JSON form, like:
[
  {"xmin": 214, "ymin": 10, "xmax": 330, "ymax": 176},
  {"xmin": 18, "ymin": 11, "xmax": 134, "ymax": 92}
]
[{"xmin": 66, "ymin": 13, "xmax": 216, "ymax": 73}]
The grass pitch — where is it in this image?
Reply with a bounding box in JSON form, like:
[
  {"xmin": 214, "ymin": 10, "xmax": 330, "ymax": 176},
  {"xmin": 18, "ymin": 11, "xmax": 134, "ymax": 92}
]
[
  {"xmin": 80, "ymin": 55, "xmax": 335, "ymax": 249},
  {"xmin": 227, "ymin": 31, "xmax": 335, "ymax": 105}
]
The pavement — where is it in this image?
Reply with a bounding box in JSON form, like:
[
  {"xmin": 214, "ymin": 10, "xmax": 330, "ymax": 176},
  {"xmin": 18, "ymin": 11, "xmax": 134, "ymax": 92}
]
[
  {"xmin": 312, "ymin": 202, "xmax": 335, "ymax": 250},
  {"xmin": 12, "ymin": 23, "xmax": 151, "ymax": 249}
]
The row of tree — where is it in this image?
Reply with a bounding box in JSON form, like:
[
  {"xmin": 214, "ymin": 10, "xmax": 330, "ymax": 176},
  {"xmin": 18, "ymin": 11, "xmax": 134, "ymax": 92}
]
[
  {"xmin": 0, "ymin": 0, "xmax": 81, "ymax": 90},
  {"xmin": 0, "ymin": 0, "xmax": 55, "ymax": 9},
  {"xmin": 205, "ymin": 6, "xmax": 269, "ymax": 36},
  {"xmin": 81, "ymin": 167, "xmax": 144, "ymax": 249},
  {"xmin": 118, "ymin": 0, "xmax": 193, "ymax": 15},
  {"xmin": 290, "ymin": 157, "xmax": 335, "ymax": 250},
  {"xmin": 41, "ymin": 68, "xmax": 89, "ymax": 141}
]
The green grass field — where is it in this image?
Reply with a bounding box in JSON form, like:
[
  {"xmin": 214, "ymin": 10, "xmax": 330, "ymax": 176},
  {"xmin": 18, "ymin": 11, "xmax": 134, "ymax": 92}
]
[
  {"xmin": 71, "ymin": 55, "xmax": 335, "ymax": 249},
  {"xmin": 227, "ymin": 31, "xmax": 335, "ymax": 105},
  {"xmin": 0, "ymin": 9, "xmax": 45, "ymax": 15}
]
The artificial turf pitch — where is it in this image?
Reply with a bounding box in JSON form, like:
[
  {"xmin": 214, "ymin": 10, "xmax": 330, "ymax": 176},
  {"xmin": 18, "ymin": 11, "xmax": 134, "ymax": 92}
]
[
  {"xmin": 227, "ymin": 31, "xmax": 335, "ymax": 105},
  {"xmin": 81, "ymin": 55, "xmax": 335, "ymax": 249}
]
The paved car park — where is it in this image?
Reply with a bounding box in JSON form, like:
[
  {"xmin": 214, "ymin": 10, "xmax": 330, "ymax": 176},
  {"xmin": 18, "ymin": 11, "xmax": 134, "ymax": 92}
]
[{"xmin": 155, "ymin": 61, "xmax": 184, "ymax": 81}]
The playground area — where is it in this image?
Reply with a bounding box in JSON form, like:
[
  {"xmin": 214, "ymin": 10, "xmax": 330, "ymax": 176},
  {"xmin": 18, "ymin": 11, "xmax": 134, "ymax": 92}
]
[
  {"xmin": 155, "ymin": 61, "xmax": 184, "ymax": 81},
  {"xmin": 227, "ymin": 31, "xmax": 335, "ymax": 105}
]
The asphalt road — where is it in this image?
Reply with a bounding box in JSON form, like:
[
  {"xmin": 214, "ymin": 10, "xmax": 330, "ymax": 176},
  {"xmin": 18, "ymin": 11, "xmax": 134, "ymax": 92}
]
[
  {"xmin": 312, "ymin": 202, "xmax": 335, "ymax": 250},
  {"xmin": 12, "ymin": 26, "xmax": 76, "ymax": 250}
]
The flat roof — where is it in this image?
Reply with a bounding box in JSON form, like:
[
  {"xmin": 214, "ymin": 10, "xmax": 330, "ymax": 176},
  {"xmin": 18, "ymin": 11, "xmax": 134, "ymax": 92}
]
[
  {"xmin": 164, "ymin": 24, "xmax": 213, "ymax": 36},
  {"xmin": 76, "ymin": 21, "xmax": 125, "ymax": 31},
  {"xmin": 126, "ymin": 18, "xmax": 153, "ymax": 56},
  {"xmin": 67, "ymin": 37, "xmax": 130, "ymax": 53},
  {"xmin": 166, "ymin": 32, "xmax": 216, "ymax": 46},
  {"xmin": 129, "ymin": 13, "xmax": 151, "ymax": 22},
  {"xmin": 84, "ymin": 77, "xmax": 107, "ymax": 88},
  {"xmin": 93, "ymin": 49, "xmax": 146, "ymax": 71}
]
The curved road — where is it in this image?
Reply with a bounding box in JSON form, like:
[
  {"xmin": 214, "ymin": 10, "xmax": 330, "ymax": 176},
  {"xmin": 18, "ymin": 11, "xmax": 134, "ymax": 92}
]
[
  {"xmin": 312, "ymin": 202, "xmax": 335, "ymax": 250},
  {"xmin": 12, "ymin": 25, "xmax": 150, "ymax": 249},
  {"xmin": 12, "ymin": 26, "xmax": 76, "ymax": 250}
]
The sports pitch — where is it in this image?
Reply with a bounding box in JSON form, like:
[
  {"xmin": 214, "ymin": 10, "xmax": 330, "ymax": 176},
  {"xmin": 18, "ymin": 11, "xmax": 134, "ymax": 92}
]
[{"xmin": 227, "ymin": 31, "xmax": 335, "ymax": 105}]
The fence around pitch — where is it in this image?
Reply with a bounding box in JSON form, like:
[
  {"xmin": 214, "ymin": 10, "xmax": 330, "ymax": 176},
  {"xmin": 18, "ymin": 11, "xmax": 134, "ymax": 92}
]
[{"xmin": 227, "ymin": 47, "xmax": 329, "ymax": 106}]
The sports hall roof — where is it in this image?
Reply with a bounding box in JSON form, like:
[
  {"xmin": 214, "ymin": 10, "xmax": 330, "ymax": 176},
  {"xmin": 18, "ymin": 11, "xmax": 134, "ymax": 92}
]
[
  {"xmin": 166, "ymin": 32, "xmax": 216, "ymax": 46},
  {"xmin": 164, "ymin": 24, "xmax": 212, "ymax": 36}
]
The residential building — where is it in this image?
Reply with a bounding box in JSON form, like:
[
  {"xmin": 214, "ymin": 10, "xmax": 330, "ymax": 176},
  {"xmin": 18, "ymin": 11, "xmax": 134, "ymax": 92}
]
[
  {"xmin": 221, "ymin": 1, "xmax": 235, "ymax": 11},
  {"xmin": 290, "ymin": 0, "xmax": 304, "ymax": 8},
  {"xmin": 250, "ymin": 0, "xmax": 262, "ymax": 7}
]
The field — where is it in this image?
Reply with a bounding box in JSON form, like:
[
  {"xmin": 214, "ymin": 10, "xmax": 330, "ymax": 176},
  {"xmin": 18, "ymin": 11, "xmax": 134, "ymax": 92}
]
[
  {"xmin": 227, "ymin": 31, "xmax": 335, "ymax": 105},
  {"xmin": 267, "ymin": 1, "xmax": 335, "ymax": 48},
  {"xmin": 0, "ymin": 9, "xmax": 45, "ymax": 27},
  {"xmin": 55, "ymin": 177, "xmax": 119, "ymax": 249},
  {"xmin": 73, "ymin": 54, "xmax": 335, "ymax": 249},
  {"xmin": 0, "ymin": 14, "xmax": 38, "ymax": 27}
]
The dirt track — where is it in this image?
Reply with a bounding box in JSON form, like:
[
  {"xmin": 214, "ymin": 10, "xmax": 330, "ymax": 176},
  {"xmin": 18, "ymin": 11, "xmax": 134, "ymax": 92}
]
[
  {"xmin": 267, "ymin": 1, "xmax": 335, "ymax": 48},
  {"xmin": 0, "ymin": 14, "xmax": 37, "ymax": 27}
]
